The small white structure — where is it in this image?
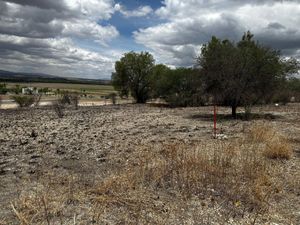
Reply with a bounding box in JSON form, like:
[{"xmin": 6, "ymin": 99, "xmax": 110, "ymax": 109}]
[
  {"xmin": 22, "ymin": 87, "xmax": 38, "ymax": 95},
  {"xmin": 290, "ymin": 96, "xmax": 295, "ymax": 102}
]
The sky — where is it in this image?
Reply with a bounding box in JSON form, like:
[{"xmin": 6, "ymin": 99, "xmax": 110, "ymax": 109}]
[{"xmin": 0, "ymin": 0, "xmax": 300, "ymax": 79}]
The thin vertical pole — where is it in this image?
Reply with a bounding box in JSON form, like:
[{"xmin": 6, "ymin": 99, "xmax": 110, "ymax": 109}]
[{"xmin": 214, "ymin": 105, "xmax": 217, "ymax": 138}]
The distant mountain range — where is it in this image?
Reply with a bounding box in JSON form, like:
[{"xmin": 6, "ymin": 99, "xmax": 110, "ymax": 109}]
[{"xmin": 0, "ymin": 70, "xmax": 110, "ymax": 85}]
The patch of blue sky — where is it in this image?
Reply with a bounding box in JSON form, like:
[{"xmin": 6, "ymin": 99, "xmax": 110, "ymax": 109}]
[{"xmin": 116, "ymin": 0, "xmax": 163, "ymax": 10}]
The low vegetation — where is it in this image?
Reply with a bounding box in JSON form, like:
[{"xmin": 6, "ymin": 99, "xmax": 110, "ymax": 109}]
[
  {"xmin": 70, "ymin": 93, "xmax": 80, "ymax": 110},
  {"xmin": 249, "ymin": 123, "xmax": 293, "ymax": 160},
  {"xmin": 51, "ymin": 92, "xmax": 81, "ymax": 118},
  {"xmin": 52, "ymin": 101, "xmax": 65, "ymax": 118},
  {"xmin": 10, "ymin": 124, "xmax": 293, "ymax": 224},
  {"xmin": 33, "ymin": 94, "xmax": 42, "ymax": 107},
  {"xmin": 60, "ymin": 92, "xmax": 80, "ymax": 109},
  {"xmin": 11, "ymin": 95, "xmax": 35, "ymax": 108},
  {"xmin": 108, "ymin": 93, "xmax": 117, "ymax": 105},
  {"xmin": 0, "ymin": 83, "xmax": 8, "ymax": 94}
]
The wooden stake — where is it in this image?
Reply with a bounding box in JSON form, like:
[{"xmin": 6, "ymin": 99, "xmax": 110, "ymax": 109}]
[{"xmin": 214, "ymin": 105, "xmax": 217, "ymax": 138}]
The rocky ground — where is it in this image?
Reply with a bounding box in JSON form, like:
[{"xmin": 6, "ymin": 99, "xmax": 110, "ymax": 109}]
[{"xmin": 0, "ymin": 104, "xmax": 299, "ymax": 224}]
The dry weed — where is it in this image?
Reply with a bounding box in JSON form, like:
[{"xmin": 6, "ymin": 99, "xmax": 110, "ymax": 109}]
[{"xmin": 249, "ymin": 123, "xmax": 293, "ymax": 159}]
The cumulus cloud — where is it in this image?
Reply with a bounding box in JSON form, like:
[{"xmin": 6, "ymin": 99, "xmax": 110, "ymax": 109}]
[
  {"xmin": 0, "ymin": 34, "xmax": 122, "ymax": 78},
  {"xmin": 0, "ymin": 0, "xmax": 118, "ymax": 42},
  {"xmin": 1, "ymin": 0, "xmax": 300, "ymax": 78},
  {"xmin": 134, "ymin": 0, "xmax": 300, "ymax": 67},
  {"xmin": 0, "ymin": 0, "xmax": 122, "ymax": 78},
  {"xmin": 115, "ymin": 4, "xmax": 153, "ymax": 18}
]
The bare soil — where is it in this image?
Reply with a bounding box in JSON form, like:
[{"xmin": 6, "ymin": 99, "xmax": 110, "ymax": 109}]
[{"xmin": 0, "ymin": 104, "xmax": 299, "ymax": 224}]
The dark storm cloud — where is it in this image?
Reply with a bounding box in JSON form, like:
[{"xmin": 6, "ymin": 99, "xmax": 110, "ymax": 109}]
[
  {"xmin": 258, "ymin": 32, "xmax": 300, "ymax": 54},
  {"xmin": 0, "ymin": 18, "xmax": 64, "ymax": 39},
  {"xmin": 267, "ymin": 22, "xmax": 286, "ymax": 30},
  {"xmin": 0, "ymin": 1, "xmax": 79, "ymax": 39},
  {"xmin": 4, "ymin": 0, "xmax": 67, "ymax": 11},
  {"xmin": 0, "ymin": 0, "xmax": 117, "ymax": 39}
]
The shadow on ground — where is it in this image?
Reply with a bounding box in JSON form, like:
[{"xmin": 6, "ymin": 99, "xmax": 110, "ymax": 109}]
[{"xmin": 186, "ymin": 113, "xmax": 282, "ymax": 121}]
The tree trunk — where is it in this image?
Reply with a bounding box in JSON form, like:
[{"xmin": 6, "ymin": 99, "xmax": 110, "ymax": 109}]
[
  {"xmin": 232, "ymin": 105, "xmax": 237, "ymax": 119},
  {"xmin": 136, "ymin": 95, "xmax": 146, "ymax": 104}
]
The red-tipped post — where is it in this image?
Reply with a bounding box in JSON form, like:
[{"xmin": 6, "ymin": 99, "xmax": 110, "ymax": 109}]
[{"xmin": 213, "ymin": 105, "xmax": 217, "ymax": 138}]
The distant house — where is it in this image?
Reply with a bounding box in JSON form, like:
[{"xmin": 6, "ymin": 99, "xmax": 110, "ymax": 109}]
[{"xmin": 22, "ymin": 87, "xmax": 38, "ymax": 95}]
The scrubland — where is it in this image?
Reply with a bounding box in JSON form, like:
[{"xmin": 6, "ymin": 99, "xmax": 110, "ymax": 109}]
[{"xmin": 0, "ymin": 104, "xmax": 299, "ymax": 224}]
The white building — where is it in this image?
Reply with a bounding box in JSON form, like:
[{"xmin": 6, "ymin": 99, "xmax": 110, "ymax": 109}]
[{"xmin": 22, "ymin": 87, "xmax": 38, "ymax": 95}]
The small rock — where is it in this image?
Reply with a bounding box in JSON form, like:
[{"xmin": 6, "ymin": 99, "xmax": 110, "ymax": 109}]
[
  {"xmin": 30, "ymin": 130, "xmax": 38, "ymax": 138},
  {"xmin": 20, "ymin": 139, "xmax": 29, "ymax": 145},
  {"xmin": 215, "ymin": 134, "xmax": 228, "ymax": 140},
  {"xmin": 56, "ymin": 149, "xmax": 66, "ymax": 155}
]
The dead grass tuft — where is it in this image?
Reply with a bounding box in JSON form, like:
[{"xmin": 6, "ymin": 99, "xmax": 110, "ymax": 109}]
[
  {"xmin": 249, "ymin": 123, "xmax": 293, "ymax": 160},
  {"xmin": 264, "ymin": 137, "xmax": 293, "ymax": 160}
]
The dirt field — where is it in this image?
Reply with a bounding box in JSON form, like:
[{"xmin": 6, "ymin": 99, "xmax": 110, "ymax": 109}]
[
  {"xmin": 0, "ymin": 98, "xmax": 132, "ymax": 109},
  {"xmin": 5, "ymin": 82, "xmax": 115, "ymax": 95},
  {"xmin": 0, "ymin": 104, "xmax": 299, "ymax": 224}
]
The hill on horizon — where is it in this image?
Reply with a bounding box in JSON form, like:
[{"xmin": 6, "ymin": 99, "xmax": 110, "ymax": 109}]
[{"xmin": 0, "ymin": 70, "xmax": 111, "ymax": 85}]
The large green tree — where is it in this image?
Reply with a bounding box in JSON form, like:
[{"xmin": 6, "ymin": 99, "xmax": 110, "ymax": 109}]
[
  {"xmin": 152, "ymin": 66, "xmax": 205, "ymax": 107},
  {"xmin": 198, "ymin": 31, "xmax": 297, "ymax": 118},
  {"xmin": 112, "ymin": 51, "xmax": 155, "ymax": 103}
]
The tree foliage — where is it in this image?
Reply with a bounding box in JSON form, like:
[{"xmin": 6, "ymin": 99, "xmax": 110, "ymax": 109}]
[
  {"xmin": 286, "ymin": 77, "xmax": 300, "ymax": 102},
  {"xmin": 11, "ymin": 95, "xmax": 35, "ymax": 107},
  {"xmin": 111, "ymin": 33, "xmax": 299, "ymax": 115},
  {"xmin": 152, "ymin": 66, "xmax": 206, "ymax": 107},
  {"xmin": 112, "ymin": 51, "xmax": 155, "ymax": 103},
  {"xmin": 0, "ymin": 83, "xmax": 8, "ymax": 94},
  {"xmin": 198, "ymin": 31, "xmax": 298, "ymax": 117}
]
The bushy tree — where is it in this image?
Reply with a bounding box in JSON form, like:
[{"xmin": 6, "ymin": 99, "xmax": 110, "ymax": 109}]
[
  {"xmin": 286, "ymin": 77, "xmax": 300, "ymax": 102},
  {"xmin": 11, "ymin": 95, "xmax": 35, "ymax": 107},
  {"xmin": 112, "ymin": 51, "xmax": 155, "ymax": 103},
  {"xmin": 39, "ymin": 87, "xmax": 50, "ymax": 94},
  {"xmin": 150, "ymin": 64, "xmax": 172, "ymax": 98},
  {"xmin": 152, "ymin": 66, "xmax": 205, "ymax": 107},
  {"xmin": 112, "ymin": 61, "xmax": 129, "ymax": 99},
  {"xmin": 11, "ymin": 85, "xmax": 22, "ymax": 94},
  {"xmin": 0, "ymin": 83, "xmax": 8, "ymax": 94},
  {"xmin": 198, "ymin": 31, "xmax": 297, "ymax": 118}
]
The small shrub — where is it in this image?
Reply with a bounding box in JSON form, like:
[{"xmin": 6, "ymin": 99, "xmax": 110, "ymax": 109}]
[
  {"xmin": 165, "ymin": 93, "xmax": 207, "ymax": 107},
  {"xmin": 249, "ymin": 123, "xmax": 293, "ymax": 160},
  {"xmin": 11, "ymin": 95, "xmax": 35, "ymax": 107},
  {"xmin": 248, "ymin": 123, "xmax": 275, "ymax": 142},
  {"xmin": 0, "ymin": 83, "xmax": 8, "ymax": 94},
  {"xmin": 52, "ymin": 101, "xmax": 64, "ymax": 118},
  {"xmin": 59, "ymin": 92, "xmax": 80, "ymax": 109},
  {"xmin": 33, "ymin": 94, "xmax": 42, "ymax": 107},
  {"xmin": 60, "ymin": 92, "xmax": 72, "ymax": 105},
  {"xmin": 11, "ymin": 85, "xmax": 22, "ymax": 94},
  {"xmin": 244, "ymin": 105, "xmax": 252, "ymax": 120},
  {"xmin": 70, "ymin": 93, "xmax": 80, "ymax": 109},
  {"xmin": 108, "ymin": 93, "xmax": 117, "ymax": 105},
  {"xmin": 264, "ymin": 137, "xmax": 293, "ymax": 160}
]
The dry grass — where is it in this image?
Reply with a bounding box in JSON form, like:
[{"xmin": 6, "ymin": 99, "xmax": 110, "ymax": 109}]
[
  {"xmin": 264, "ymin": 138, "xmax": 293, "ymax": 160},
  {"xmin": 9, "ymin": 124, "xmax": 294, "ymax": 224},
  {"xmin": 0, "ymin": 219, "xmax": 7, "ymax": 225},
  {"xmin": 249, "ymin": 123, "xmax": 293, "ymax": 160}
]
